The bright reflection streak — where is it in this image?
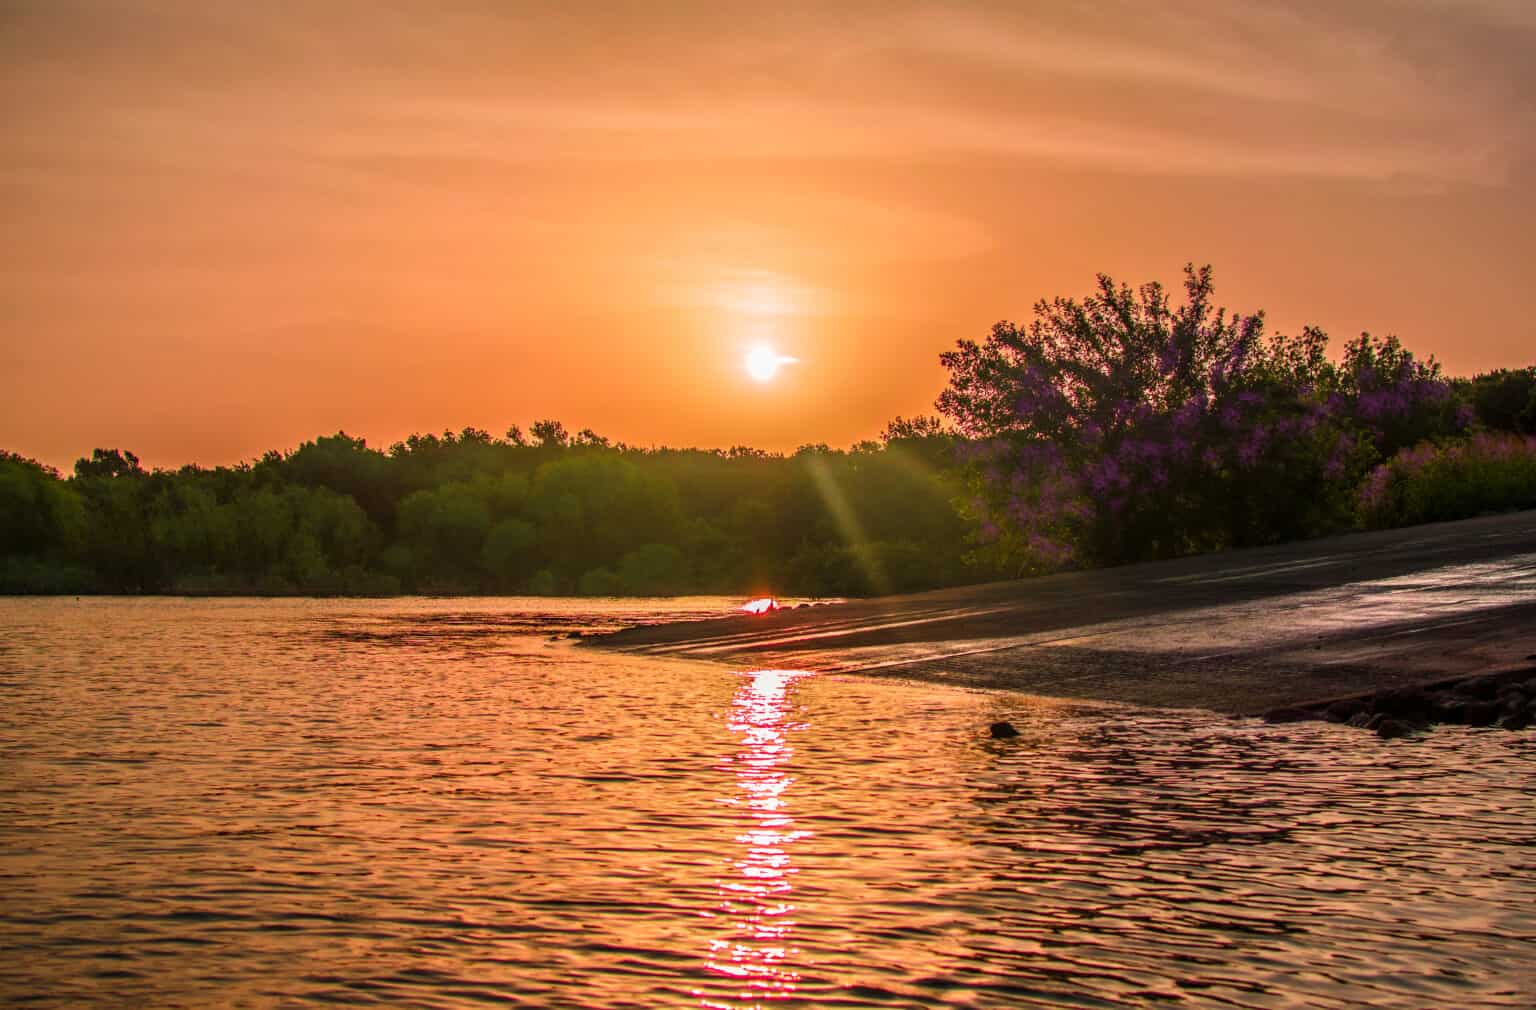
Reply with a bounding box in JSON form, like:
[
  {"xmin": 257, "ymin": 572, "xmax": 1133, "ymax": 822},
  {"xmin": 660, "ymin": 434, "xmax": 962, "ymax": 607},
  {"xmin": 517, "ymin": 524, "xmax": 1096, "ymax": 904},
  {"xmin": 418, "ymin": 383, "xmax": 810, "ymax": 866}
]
[{"xmin": 697, "ymin": 669, "xmax": 813, "ymax": 1008}]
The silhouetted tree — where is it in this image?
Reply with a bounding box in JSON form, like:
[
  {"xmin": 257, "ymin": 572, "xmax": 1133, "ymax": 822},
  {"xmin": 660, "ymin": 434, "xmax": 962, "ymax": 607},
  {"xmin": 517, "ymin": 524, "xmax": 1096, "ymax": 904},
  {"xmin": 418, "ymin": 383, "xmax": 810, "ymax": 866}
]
[
  {"xmin": 530, "ymin": 419, "xmax": 569, "ymax": 448},
  {"xmin": 74, "ymin": 448, "xmax": 142, "ymax": 479},
  {"xmin": 881, "ymin": 415, "xmax": 947, "ymax": 441},
  {"xmin": 1461, "ymin": 368, "xmax": 1536, "ymax": 434}
]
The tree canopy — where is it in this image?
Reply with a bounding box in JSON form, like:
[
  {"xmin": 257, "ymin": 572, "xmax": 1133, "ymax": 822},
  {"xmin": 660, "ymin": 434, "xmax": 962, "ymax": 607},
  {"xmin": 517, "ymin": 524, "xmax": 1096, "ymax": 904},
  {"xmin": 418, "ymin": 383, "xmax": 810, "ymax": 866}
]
[{"xmin": 0, "ymin": 421, "xmax": 978, "ymax": 596}]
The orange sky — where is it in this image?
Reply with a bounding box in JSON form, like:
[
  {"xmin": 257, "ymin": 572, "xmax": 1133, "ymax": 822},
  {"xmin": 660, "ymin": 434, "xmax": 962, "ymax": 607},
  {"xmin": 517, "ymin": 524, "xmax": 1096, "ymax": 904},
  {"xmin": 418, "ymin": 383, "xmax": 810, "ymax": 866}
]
[{"xmin": 3, "ymin": 2, "xmax": 1534, "ymax": 471}]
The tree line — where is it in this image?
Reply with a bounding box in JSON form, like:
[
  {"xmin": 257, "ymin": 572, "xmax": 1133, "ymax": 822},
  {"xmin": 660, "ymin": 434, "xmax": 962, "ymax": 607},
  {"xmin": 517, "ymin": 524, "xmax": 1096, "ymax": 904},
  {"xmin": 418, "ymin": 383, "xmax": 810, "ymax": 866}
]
[
  {"xmin": 4, "ymin": 266, "xmax": 1532, "ymax": 597},
  {"xmin": 0, "ymin": 417, "xmax": 983, "ymax": 596}
]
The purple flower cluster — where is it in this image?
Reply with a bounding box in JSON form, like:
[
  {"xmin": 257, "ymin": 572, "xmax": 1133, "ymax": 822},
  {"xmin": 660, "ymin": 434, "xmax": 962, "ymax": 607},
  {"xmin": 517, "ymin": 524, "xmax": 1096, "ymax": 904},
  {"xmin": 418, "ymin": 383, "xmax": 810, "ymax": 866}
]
[
  {"xmin": 1335, "ymin": 333, "xmax": 1463, "ymax": 448},
  {"xmin": 1004, "ymin": 354, "xmax": 1455, "ymax": 559},
  {"xmin": 940, "ymin": 268, "xmax": 1477, "ymax": 573}
]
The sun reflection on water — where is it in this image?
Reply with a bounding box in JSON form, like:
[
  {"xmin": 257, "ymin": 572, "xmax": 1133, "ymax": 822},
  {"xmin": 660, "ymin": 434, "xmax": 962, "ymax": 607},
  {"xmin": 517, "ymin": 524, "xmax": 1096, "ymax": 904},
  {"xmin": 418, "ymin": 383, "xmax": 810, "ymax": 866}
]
[{"xmin": 698, "ymin": 669, "xmax": 814, "ymax": 1008}]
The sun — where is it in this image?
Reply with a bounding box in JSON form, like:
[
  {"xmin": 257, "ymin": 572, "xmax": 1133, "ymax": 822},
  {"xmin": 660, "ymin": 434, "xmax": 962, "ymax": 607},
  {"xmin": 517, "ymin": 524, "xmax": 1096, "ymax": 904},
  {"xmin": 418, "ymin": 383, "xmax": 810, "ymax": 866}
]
[{"xmin": 745, "ymin": 344, "xmax": 798, "ymax": 382}]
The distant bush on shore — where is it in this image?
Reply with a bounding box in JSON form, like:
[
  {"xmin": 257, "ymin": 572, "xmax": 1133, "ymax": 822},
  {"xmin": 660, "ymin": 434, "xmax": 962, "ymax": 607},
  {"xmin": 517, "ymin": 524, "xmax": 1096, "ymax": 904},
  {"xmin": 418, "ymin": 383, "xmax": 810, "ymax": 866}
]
[{"xmin": 1356, "ymin": 433, "xmax": 1536, "ymax": 530}]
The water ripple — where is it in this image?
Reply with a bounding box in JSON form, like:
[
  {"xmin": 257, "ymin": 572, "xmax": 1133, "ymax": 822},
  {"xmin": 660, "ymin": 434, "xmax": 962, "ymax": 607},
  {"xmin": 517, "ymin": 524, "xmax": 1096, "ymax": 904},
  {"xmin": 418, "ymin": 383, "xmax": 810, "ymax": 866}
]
[{"xmin": 1, "ymin": 597, "xmax": 1533, "ymax": 1008}]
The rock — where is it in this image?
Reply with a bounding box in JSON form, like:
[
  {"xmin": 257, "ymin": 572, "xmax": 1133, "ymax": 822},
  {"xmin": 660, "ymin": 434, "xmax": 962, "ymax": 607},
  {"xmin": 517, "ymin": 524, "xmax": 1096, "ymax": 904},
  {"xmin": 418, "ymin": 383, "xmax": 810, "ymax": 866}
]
[
  {"xmin": 1347, "ymin": 712, "xmax": 1392, "ymax": 732},
  {"xmin": 988, "ymin": 720, "xmax": 1020, "ymax": 739},
  {"xmin": 1438, "ymin": 700, "xmax": 1471, "ymax": 725},
  {"xmin": 1371, "ymin": 687, "xmax": 1435, "ymax": 721},
  {"xmin": 1501, "ymin": 709, "xmax": 1533, "ymax": 731},
  {"xmin": 1323, "ymin": 699, "xmax": 1369, "ymax": 723},
  {"xmin": 1456, "ymin": 676, "xmax": 1502, "ymax": 700},
  {"xmin": 1426, "ymin": 690, "xmax": 1458, "ymax": 717},
  {"xmin": 1263, "ymin": 706, "xmax": 1316, "ymax": 724},
  {"xmin": 1501, "ymin": 691, "xmax": 1530, "ymax": 717},
  {"xmin": 1375, "ymin": 718, "xmax": 1417, "ymax": 740},
  {"xmin": 1462, "ymin": 701, "xmax": 1502, "ymax": 727}
]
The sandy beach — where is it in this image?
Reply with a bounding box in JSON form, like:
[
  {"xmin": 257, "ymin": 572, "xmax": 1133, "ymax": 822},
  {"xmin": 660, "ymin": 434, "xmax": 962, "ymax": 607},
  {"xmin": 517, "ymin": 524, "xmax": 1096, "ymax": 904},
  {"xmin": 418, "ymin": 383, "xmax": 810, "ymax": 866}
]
[{"xmin": 593, "ymin": 510, "xmax": 1536, "ymax": 715}]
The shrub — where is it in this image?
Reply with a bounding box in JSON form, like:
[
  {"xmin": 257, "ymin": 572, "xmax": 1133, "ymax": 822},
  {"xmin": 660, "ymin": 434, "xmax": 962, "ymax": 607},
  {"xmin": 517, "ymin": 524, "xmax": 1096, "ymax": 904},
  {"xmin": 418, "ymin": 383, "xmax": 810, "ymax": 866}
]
[
  {"xmin": 1460, "ymin": 368, "xmax": 1536, "ymax": 434},
  {"xmin": 576, "ymin": 566, "xmax": 623, "ymax": 596},
  {"xmin": 1356, "ymin": 433, "xmax": 1536, "ymax": 529},
  {"xmin": 525, "ymin": 569, "xmax": 560, "ymax": 595},
  {"xmin": 617, "ymin": 543, "xmax": 687, "ymax": 596},
  {"xmin": 937, "ymin": 265, "xmax": 1467, "ymax": 572},
  {"xmin": 0, "ymin": 557, "xmax": 98, "ymax": 594}
]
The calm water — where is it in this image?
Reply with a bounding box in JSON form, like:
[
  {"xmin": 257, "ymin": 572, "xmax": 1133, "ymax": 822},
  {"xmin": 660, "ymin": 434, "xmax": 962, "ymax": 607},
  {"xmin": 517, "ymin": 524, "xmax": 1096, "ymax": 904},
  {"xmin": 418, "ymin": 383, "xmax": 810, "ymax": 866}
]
[{"xmin": 1, "ymin": 598, "xmax": 1533, "ymax": 1009}]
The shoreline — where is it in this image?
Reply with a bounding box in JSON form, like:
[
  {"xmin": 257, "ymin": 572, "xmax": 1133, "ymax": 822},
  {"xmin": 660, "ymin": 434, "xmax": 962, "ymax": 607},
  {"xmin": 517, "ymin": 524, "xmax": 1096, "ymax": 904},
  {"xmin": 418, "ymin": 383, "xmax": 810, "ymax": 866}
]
[{"xmin": 590, "ymin": 510, "xmax": 1536, "ymax": 717}]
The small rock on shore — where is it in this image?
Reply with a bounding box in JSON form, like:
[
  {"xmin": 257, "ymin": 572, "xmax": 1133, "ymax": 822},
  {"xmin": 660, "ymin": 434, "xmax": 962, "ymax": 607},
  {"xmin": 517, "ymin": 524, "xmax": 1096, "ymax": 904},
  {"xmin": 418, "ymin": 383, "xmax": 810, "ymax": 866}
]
[{"xmin": 1263, "ymin": 665, "xmax": 1536, "ymax": 739}]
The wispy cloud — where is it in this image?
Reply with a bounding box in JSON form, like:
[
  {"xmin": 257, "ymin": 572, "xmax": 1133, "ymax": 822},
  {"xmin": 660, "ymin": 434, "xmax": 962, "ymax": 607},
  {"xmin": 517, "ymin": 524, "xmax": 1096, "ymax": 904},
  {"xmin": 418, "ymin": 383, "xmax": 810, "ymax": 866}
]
[{"xmin": 4, "ymin": 1, "xmax": 1530, "ymax": 187}]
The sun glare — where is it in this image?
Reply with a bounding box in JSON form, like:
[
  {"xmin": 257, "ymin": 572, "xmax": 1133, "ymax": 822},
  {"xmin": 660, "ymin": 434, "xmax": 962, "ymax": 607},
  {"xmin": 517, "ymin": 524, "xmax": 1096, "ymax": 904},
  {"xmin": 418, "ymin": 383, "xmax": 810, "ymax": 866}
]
[{"xmin": 745, "ymin": 345, "xmax": 797, "ymax": 383}]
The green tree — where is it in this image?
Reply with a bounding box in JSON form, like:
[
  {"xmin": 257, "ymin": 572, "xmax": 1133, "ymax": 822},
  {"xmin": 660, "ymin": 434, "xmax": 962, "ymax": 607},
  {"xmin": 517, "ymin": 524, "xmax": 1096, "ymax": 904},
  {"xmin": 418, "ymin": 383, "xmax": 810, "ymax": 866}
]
[
  {"xmin": 76, "ymin": 469, "xmax": 163, "ymax": 591},
  {"xmin": 283, "ymin": 432, "xmax": 394, "ymax": 521},
  {"xmin": 395, "ymin": 483, "xmax": 492, "ymax": 579},
  {"xmin": 481, "ymin": 517, "xmax": 538, "ymax": 586},
  {"xmin": 74, "ymin": 448, "xmax": 142, "ymax": 480},
  {"xmin": 577, "ymin": 566, "xmax": 622, "ymax": 596},
  {"xmin": 526, "ymin": 455, "xmax": 681, "ymax": 578},
  {"xmin": 1463, "ymin": 368, "xmax": 1536, "ymax": 434},
  {"xmin": 530, "ymin": 419, "xmax": 569, "ymax": 448},
  {"xmin": 618, "ymin": 542, "xmax": 687, "ymax": 595}
]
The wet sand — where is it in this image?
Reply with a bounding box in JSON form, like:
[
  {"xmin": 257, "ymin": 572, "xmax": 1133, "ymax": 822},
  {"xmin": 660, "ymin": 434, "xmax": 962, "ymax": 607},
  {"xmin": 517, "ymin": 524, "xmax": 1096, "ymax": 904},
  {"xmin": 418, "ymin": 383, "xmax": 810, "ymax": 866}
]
[{"xmin": 592, "ymin": 510, "xmax": 1536, "ymax": 714}]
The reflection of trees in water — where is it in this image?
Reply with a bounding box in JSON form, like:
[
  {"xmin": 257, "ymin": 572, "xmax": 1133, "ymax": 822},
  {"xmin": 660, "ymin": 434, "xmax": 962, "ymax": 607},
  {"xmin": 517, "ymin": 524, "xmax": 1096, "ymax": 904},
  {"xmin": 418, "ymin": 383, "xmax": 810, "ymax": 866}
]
[{"xmin": 697, "ymin": 670, "xmax": 813, "ymax": 1009}]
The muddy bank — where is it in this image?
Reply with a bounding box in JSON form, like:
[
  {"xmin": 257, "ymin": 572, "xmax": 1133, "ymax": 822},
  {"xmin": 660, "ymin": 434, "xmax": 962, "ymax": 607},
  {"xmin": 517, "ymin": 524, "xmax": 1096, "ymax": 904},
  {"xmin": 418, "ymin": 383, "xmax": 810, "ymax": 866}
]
[{"xmin": 591, "ymin": 510, "xmax": 1536, "ymax": 716}]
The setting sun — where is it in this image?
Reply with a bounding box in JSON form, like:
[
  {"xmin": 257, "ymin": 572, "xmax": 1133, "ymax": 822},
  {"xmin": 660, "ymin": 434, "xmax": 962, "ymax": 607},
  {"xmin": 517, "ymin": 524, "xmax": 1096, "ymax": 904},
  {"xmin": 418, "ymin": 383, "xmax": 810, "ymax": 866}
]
[{"xmin": 745, "ymin": 344, "xmax": 798, "ymax": 383}]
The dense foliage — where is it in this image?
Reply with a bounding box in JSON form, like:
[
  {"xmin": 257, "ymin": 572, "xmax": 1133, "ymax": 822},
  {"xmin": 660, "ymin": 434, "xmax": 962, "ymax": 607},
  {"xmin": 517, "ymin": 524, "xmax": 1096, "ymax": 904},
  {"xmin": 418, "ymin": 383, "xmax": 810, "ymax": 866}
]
[
  {"xmin": 0, "ymin": 424, "xmax": 982, "ymax": 597},
  {"xmin": 1356, "ymin": 433, "xmax": 1536, "ymax": 530},
  {"xmin": 1455, "ymin": 367, "xmax": 1536, "ymax": 435},
  {"xmin": 936, "ymin": 265, "xmax": 1483, "ymax": 574}
]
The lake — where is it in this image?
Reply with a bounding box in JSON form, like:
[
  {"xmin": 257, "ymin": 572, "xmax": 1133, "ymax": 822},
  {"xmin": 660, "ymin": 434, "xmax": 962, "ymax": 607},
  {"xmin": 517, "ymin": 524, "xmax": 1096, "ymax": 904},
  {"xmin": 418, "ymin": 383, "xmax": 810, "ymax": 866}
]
[{"xmin": 1, "ymin": 597, "xmax": 1533, "ymax": 1008}]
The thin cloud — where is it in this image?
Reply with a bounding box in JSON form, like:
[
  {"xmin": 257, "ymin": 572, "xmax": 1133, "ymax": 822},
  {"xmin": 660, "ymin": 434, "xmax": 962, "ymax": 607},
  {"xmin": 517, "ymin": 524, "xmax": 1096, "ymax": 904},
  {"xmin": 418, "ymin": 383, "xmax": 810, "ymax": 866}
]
[{"xmin": 3, "ymin": 1, "xmax": 1530, "ymax": 187}]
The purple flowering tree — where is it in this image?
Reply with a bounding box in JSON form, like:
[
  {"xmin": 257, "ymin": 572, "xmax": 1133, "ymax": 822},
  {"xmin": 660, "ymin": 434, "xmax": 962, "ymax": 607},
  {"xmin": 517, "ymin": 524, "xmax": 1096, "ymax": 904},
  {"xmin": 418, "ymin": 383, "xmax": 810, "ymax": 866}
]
[
  {"xmin": 937, "ymin": 266, "xmax": 1465, "ymax": 574},
  {"xmin": 1333, "ymin": 333, "xmax": 1466, "ymax": 457}
]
